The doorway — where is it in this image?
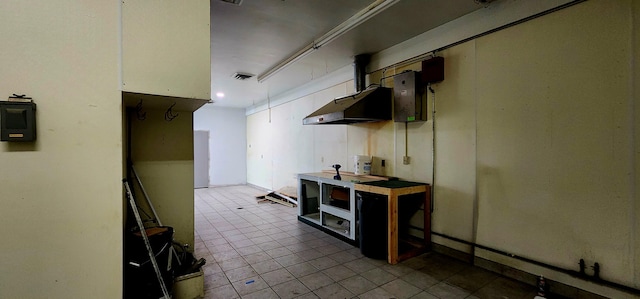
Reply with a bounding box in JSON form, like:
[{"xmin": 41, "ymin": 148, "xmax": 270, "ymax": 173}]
[{"xmin": 194, "ymin": 130, "xmax": 209, "ymax": 188}]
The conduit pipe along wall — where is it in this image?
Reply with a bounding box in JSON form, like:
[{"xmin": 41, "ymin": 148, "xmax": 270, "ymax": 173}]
[
  {"xmin": 430, "ymin": 231, "xmax": 640, "ymax": 296},
  {"xmin": 429, "ymin": 84, "xmax": 436, "ymax": 213}
]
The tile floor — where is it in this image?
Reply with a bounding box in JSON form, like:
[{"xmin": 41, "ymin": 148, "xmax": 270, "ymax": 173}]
[{"xmin": 194, "ymin": 185, "xmax": 540, "ymax": 299}]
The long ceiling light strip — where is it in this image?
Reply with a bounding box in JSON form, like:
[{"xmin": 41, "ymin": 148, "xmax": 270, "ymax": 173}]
[
  {"xmin": 257, "ymin": 44, "xmax": 315, "ymax": 83},
  {"xmin": 316, "ymin": 0, "xmax": 400, "ymax": 48},
  {"xmin": 257, "ymin": 0, "xmax": 401, "ymax": 83}
]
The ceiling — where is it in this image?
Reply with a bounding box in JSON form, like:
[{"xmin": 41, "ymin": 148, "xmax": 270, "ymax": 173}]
[{"xmin": 210, "ymin": 0, "xmax": 488, "ymax": 108}]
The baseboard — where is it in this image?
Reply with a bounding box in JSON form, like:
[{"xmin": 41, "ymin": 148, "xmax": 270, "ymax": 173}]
[
  {"xmin": 431, "ymin": 242, "xmax": 473, "ymax": 264},
  {"xmin": 431, "ymin": 242, "xmax": 608, "ymax": 299},
  {"xmin": 246, "ymin": 183, "xmax": 271, "ymax": 192}
]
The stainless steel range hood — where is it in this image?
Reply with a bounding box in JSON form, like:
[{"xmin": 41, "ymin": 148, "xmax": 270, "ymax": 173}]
[
  {"xmin": 303, "ymin": 54, "xmax": 392, "ymax": 125},
  {"xmin": 302, "ymin": 87, "xmax": 391, "ymax": 125}
]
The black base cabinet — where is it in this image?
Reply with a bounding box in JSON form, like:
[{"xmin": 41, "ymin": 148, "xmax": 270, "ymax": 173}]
[{"xmin": 357, "ymin": 192, "xmax": 388, "ymax": 260}]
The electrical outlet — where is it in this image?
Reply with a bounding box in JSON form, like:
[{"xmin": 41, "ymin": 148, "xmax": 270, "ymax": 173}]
[{"xmin": 403, "ymin": 156, "xmax": 410, "ymax": 165}]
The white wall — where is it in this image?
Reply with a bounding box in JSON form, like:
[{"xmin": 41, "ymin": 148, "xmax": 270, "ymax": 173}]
[
  {"xmin": 246, "ymin": 1, "xmax": 640, "ymax": 297},
  {"xmin": 473, "ymin": 1, "xmax": 634, "ymax": 292},
  {"xmin": 129, "ymin": 109, "xmax": 195, "ymax": 248},
  {"xmin": 122, "ymin": 0, "xmax": 210, "ymax": 100},
  {"xmin": 0, "ymin": 1, "xmax": 122, "ymax": 298},
  {"xmin": 121, "ymin": 0, "xmax": 210, "ymax": 252},
  {"xmin": 194, "ymin": 105, "xmax": 247, "ymax": 186}
]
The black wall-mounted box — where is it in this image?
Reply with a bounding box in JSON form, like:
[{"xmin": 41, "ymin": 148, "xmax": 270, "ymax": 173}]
[
  {"xmin": 422, "ymin": 56, "xmax": 444, "ymax": 84},
  {"xmin": 0, "ymin": 101, "xmax": 37, "ymax": 141}
]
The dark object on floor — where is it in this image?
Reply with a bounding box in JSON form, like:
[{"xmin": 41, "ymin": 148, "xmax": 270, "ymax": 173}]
[
  {"xmin": 123, "ymin": 178, "xmax": 172, "ymax": 298},
  {"xmin": 172, "ymin": 241, "xmax": 206, "ymax": 277},
  {"xmin": 186, "ymin": 258, "xmax": 207, "ymax": 274},
  {"xmin": 124, "ymin": 226, "xmax": 174, "ymax": 299},
  {"xmin": 357, "ymin": 192, "xmax": 388, "ymax": 260}
]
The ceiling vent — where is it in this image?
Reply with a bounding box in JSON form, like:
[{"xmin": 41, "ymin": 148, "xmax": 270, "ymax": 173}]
[
  {"xmin": 220, "ymin": 0, "xmax": 242, "ymax": 5},
  {"xmin": 233, "ymin": 72, "xmax": 254, "ymax": 80}
]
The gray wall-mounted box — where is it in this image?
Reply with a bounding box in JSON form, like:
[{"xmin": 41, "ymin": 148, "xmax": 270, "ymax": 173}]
[
  {"xmin": 0, "ymin": 101, "xmax": 37, "ymax": 141},
  {"xmin": 393, "ymin": 71, "xmax": 426, "ymax": 122}
]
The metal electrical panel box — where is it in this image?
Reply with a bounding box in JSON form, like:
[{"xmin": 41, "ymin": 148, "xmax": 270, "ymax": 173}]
[
  {"xmin": 393, "ymin": 71, "xmax": 426, "ymax": 122},
  {"xmin": 0, "ymin": 100, "xmax": 37, "ymax": 141}
]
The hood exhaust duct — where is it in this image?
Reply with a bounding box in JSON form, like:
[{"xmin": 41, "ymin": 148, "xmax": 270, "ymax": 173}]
[
  {"xmin": 354, "ymin": 54, "xmax": 369, "ymax": 92},
  {"xmin": 303, "ymin": 54, "xmax": 392, "ymax": 125}
]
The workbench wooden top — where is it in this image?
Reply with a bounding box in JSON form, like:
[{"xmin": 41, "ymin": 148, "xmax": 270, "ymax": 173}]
[
  {"xmin": 300, "ymin": 172, "xmax": 385, "ymax": 184},
  {"xmin": 354, "ymin": 182, "xmax": 429, "ymax": 197}
]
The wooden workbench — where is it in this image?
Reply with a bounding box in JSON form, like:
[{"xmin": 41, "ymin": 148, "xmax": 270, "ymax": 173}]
[{"xmin": 354, "ymin": 181, "xmax": 431, "ymax": 264}]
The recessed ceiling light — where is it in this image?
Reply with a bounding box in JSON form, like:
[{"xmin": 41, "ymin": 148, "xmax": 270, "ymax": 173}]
[{"xmin": 216, "ymin": 92, "xmax": 225, "ymax": 98}]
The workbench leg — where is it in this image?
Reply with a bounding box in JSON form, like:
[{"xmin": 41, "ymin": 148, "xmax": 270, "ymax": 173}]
[
  {"xmin": 424, "ymin": 189, "xmax": 431, "ymax": 249},
  {"xmin": 388, "ymin": 194, "xmax": 398, "ymax": 264}
]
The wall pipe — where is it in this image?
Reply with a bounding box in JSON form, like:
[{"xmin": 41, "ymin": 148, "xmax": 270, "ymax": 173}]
[
  {"xmin": 434, "ymin": 0, "xmax": 587, "ymax": 53},
  {"xmin": 405, "ymin": 121, "xmax": 408, "ymax": 161},
  {"xmin": 430, "ymin": 231, "xmax": 640, "ymax": 296},
  {"xmin": 429, "ymin": 85, "xmax": 436, "ymax": 213},
  {"xmin": 370, "ymin": 1, "xmax": 587, "ymax": 75}
]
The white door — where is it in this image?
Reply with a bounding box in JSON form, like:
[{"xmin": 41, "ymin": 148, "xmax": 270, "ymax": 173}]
[{"xmin": 194, "ymin": 130, "xmax": 209, "ymax": 188}]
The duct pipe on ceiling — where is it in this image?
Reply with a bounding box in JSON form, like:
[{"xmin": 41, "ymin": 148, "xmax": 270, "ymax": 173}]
[{"xmin": 354, "ymin": 54, "xmax": 370, "ymax": 92}]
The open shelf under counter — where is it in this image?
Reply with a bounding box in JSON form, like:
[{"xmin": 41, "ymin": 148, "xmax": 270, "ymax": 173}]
[
  {"xmin": 322, "ymin": 204, "xmax": 350, "ymax": 221},
  {"xmin": 321, "ymin": 213, "xmax": 352, "ymax": 238}
]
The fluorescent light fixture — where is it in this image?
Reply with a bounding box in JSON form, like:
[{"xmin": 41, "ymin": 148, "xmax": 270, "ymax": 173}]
[
  {"xmin": 257, "ymin": 0, "xmax": 400, "ymax": 83},
  {"xmin": 257, "ymin": 44, "xmax": 314, "ymax": 83},
  {"xmin": 216, "ymin": 92, "xmax": 225, "ymax": 98}
]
